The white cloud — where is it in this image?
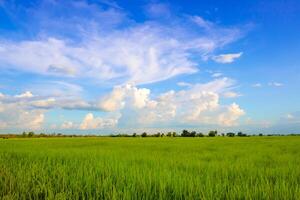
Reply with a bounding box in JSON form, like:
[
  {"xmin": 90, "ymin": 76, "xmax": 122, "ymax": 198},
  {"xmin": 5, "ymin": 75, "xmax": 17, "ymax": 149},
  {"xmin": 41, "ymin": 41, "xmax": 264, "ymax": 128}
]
[
  {"xmin": 3, "ymin": 90, "xmax": 94, "ymax": 111},
  {"xmin": 286, "ymin": 114, "xmax": 294, "ymax": 120},
  {"xmin": 31, "ymin": 98, "xmax": 56, "ymax": 108},
  {"xmin": 0, "ymin": 102, "xmax": 45, "ymax": 130},
  {"xmin": 0, "ymin": 90, "xmax": 100, "ymax": 131},
  {"xmin": 212, "ymin": 52, "xmax": 243, "ymax": 63},
  {"xmin": 0, "ymin": 32, "xmax": 199, "ymax": 85},
  {"xmin": 218, "ymin": 103, "xmax": 245, "ymax": 126},
  {"xmin": 191, "ymin": 16, "xmax": 214, "ymax": 30},
  {"xmin": 79, "ymin": 113, "xmax": 119, "ymax": 130},
  {"xmin": 211, "ymin": 72, "xmax": 223, "ymax": 78},
  {"xmin": 0, "ymin": 92, "xmax": 44, "ymax": 130},
  {"xmin": 252, "ymin": 83, "xmax": 262, "ymax": 87},
  {"xmin": 0, "ymin": 77, "xmax": 245, "ymax": 130},
  {"xmin": 189, "ymin": 77, "xmax": 235, "ymax": 94},
  {"xmin": 61, "ymin": 121, "xmax": 75, "ymax": 129},
  {"xmin": 223, "ymin": 91, "xmax": 241, "ymax": 98},
  {"xmin": 98, "ymin": 84, "xmax": 151, "ymax": 111},
  {"xmin": 98, "ymin": 86, "xmax": 126, "ymax": 111},
  {"xmin": 177, "ymin": 82, "xmax": 192, "ymax": 87},
  {"xmin": 98, "ymin": 78, "xmax": 245, "ymax": 127},
  {"xmin": 0, "ymin": 2, "xmax": 244, "ymax": 85},
  {"xmin": 15, "ymin": 91, "xmax": 34, "ymax": 98},
  {"xmin": 269, "ymin": 82, "xmax": 283, "ymax": 87}
]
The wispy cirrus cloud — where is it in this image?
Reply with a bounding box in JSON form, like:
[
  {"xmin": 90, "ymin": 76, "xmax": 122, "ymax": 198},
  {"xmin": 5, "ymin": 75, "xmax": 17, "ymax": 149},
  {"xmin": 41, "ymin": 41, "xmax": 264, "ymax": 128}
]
[{"xmin": 0, "ymin": 1, "xmax": 245, "ymax": 85}]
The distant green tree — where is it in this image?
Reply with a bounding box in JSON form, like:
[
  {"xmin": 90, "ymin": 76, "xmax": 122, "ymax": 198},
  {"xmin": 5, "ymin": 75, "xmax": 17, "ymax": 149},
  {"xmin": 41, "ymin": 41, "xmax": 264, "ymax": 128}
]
[
  {"xmin": 28, "ymin": 131, "xmax": 35, "ymax": 137},
  {"xmin": 237, "ymin": 132, "xmax": 247, "ymax": 137},
  {"xmin": 208, "ymin": 130, "xmax": 217, "ymax": 137},
  {"xmin": 259, "ymin": 133, "xmax": 263, "ymax": 136},
  {"xmin": 141, "ymin": 132, "xmax": 147, "ymax": 137},
  {"xmin": 39, "ymin": 133, "xmax": 46, "ymax": 137},
  {"xmin": 196, "ymin": 132, "xmax": 204, "ymax": 137},
  {"xmin": 155, "ymin": 132, "xmax": 161, "ymax": 137},
  {"xmin": 190, "ymin": 131, "xmax": 196, "ymax": 137},
  {"xmin": 132, "ymin": 133, "xmax": 137, "ymax": 137},
  {"xmin": 22, "ymin": 131, "xmax": 27, "ymax": 137},
  {"xmin": 226, "ymin": 132, "xmax": 235, "ymax": 137},
  {"xmin": 167, "ymin": 132, "xmax": 172, "ymax": 137},
  {"xmin": 172, "ymin": 132, "xmax": 177, "ymax": 137},
  {"xmin": 181, "ymin": 130, "xmax": 190, "ymax": 137}
]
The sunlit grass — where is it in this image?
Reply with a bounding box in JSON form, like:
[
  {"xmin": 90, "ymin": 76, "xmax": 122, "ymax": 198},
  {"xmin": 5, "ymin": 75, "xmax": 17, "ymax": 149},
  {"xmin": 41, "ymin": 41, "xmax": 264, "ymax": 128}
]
[{"xmin": 1, "ymin": 137, "xmax": 300, "ymax": 199}]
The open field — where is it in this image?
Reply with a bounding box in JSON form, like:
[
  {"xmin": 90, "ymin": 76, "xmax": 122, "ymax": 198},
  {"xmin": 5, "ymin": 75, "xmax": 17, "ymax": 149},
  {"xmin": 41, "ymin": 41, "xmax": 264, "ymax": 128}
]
[{"xmin": 1, "ymin": 137, "xmax": 300, "ymax": 199}]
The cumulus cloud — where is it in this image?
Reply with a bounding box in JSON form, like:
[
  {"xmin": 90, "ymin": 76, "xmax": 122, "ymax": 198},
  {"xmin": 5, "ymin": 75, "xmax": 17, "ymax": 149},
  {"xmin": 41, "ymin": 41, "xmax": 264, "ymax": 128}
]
[
  {"xmin": 98, "ymin": 78, "xmax": 245, "ymax": 127},
  {"xmin": 0, "ymin": 90, "xmax": 101, "ymax": 130},
  {"xmin": 212, "ymin": 52, "xmax": 243, "ymax": 63},
  {"xmin": 0, "ymin": 102, "xmax": 45, "ymax": 130},
  {"xmin": 98, "ymin": 86, "xmax": 126, "ymax": 112},
  {"xmin": 80, "ymin": 113, "xmax": 119, "ymax": 130},
  {"xmin": 0, "ymin": 91, "xmax": 45, "ymax": 130},
  {"xmin": 61, "ymin": 121, "xmax": 76, "ymax": 129},
  {"xmin": 98, "ymin": 84, "xmax": 151, "ymax": 111},
  {"xmin": 218, "ymin": 103, "xmax": 245, "ymax": 126},
  {"xmin": 0, "ymin": 77, "xmax": 245, "ymax": 130}
]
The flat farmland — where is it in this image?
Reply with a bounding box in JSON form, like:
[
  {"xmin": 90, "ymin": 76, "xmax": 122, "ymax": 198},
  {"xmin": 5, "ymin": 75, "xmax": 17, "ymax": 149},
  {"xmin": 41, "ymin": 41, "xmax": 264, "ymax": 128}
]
[{"xmin": 1, "ymin": 137, "xmax": 300, "ymax": 199}]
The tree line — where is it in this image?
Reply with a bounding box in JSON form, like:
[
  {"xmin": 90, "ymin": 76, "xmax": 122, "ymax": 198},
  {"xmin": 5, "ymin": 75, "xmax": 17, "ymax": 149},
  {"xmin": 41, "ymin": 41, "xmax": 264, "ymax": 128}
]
[{"xmin": 1, "ymin": 130, "xmax": 299, "ymax": 139}]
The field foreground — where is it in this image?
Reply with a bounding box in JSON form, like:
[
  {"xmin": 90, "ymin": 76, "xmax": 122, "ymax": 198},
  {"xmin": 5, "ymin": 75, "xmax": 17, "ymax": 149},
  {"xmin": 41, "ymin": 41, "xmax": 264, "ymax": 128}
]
[{"xmin": 0, "ymin": 137, "xmax": 300, "ymax": 199}]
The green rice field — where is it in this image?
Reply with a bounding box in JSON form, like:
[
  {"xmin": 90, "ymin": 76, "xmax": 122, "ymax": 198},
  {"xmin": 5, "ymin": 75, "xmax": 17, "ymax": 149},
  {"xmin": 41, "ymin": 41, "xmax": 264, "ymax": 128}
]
[{"xmin": 1, "ymin": 137, "xmax": 300, "ymax": 199}]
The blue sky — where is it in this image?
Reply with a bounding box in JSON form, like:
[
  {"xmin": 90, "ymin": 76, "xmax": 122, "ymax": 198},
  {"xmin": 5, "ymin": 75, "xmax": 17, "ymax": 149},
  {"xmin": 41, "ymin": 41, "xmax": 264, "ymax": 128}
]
[{"xmin": 0, "ymin": 0, "xmax": 299, "ymax": 134}]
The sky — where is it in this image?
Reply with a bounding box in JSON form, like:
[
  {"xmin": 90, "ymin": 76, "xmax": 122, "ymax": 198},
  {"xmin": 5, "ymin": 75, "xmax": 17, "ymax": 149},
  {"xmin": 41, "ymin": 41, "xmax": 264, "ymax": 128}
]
[{"xmin": 0, "ymin": 0, "xmax": 300, "ymax": 134}]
